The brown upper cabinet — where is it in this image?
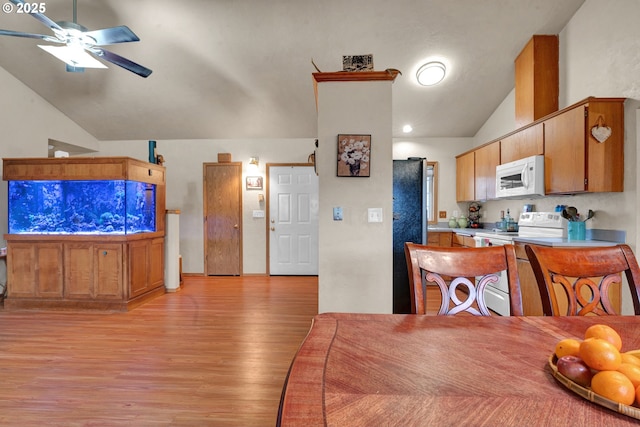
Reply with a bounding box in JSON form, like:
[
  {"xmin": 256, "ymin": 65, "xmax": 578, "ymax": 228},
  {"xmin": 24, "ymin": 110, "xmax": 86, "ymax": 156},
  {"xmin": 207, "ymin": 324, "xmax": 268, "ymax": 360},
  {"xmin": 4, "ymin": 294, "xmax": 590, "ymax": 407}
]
[
  {"xmin": 456, "ymin": 141, "xmax": 500, "ymax": 202},
  {"xmin": 545, "ymin": 98, "xmax": 624, "ymax": 194},
  {"xmin": 457, "ymin": 97, "xmax": 624, "ymax": 201},
  {"xmin": 515, "ymin": 35, "xmax": 559, "ymax": 128},
  {"xmin": 474, "ymin": 141, "xmax": 500, "ymax": 201},
  {"xmin": 456, "ymin": 151, "xmax": 475, "ymax": 202},
  {"xmin": 500, "ymin": 123, "xmax": 544, "ymax": 164}
]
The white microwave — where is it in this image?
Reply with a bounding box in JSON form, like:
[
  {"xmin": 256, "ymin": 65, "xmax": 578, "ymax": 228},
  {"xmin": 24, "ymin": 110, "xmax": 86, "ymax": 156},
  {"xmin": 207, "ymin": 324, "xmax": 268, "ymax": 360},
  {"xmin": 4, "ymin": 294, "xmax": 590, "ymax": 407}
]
[{"xmin": 496, "ymin": 155, "xmax": 545, "ymax": 199}]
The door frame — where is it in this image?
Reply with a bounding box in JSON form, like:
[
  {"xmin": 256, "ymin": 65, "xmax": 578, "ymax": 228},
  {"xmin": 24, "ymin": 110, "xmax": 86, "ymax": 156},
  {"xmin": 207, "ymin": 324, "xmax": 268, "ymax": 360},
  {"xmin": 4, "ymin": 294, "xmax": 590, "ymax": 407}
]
[
  {"xmin": 202, "ymin": 162, "xmax": 243, "ymax": 276},
  {"xmin": 265, "ymin": 163, "xmax": 315, "ymax": 276}
]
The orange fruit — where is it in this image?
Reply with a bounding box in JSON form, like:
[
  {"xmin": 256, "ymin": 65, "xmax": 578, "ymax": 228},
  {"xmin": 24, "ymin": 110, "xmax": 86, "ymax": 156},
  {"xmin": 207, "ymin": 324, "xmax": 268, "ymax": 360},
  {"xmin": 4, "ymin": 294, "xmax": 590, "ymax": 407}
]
[
  {"xmin": 579, "ymin": 338, "xmax": 622, "ymax": 371},
  {"xmin": 591, "ymin": 371, "xmax": 635, "ymax": 405},
  {"xmin": 555, "ymin": 338, "xmax": 582, "ymax": 358},
  {"xmin": 618, "ymin": 363, "xmax": 640, "ymax": 388},
  {"xmin": 585, "ymin": 324, "xmax": 622, "ymax": 351},
  {"xmin": 621, "ymin": 353, "xmax": 640, "ymax": 367}
]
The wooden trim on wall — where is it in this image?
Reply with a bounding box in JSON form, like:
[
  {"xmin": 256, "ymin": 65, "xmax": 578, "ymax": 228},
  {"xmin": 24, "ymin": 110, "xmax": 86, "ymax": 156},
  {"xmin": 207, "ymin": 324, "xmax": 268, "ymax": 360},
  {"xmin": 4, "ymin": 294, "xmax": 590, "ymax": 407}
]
[{"xmin": 312, "ymin": 70, "xmax": 400, "ymax": 111}]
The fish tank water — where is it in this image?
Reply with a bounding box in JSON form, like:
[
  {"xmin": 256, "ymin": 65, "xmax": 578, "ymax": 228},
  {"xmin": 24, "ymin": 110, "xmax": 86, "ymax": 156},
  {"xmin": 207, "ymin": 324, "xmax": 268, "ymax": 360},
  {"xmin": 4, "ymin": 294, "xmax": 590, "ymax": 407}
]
[{"xmin": 8, "ymin": 180, "xmax": 156, "ymax": 235}]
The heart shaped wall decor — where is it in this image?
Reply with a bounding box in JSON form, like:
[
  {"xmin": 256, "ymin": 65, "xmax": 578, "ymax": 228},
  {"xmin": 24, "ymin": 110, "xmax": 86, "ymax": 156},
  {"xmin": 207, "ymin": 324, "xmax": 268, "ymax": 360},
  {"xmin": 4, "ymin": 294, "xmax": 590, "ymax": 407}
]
[{"xmin": 591, "ymin": 125, "xmax": 612, "ymax": 143}]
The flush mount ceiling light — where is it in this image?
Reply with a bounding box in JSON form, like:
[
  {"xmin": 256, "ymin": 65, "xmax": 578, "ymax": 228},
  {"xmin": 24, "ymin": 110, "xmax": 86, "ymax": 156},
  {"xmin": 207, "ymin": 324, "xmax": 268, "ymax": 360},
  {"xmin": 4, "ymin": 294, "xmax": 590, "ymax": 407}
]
[
  {"xmin": 416, "ymin": 61, "xmax": 446, "ymax": 86},
  {"xmin": 402, "ymin": 124, "xmax": 413, "ymax": 133}
]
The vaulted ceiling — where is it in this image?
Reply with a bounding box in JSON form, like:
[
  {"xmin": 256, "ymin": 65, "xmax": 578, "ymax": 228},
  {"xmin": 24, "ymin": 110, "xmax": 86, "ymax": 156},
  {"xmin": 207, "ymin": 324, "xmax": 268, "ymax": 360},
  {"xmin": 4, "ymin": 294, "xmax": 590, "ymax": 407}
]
[{"xmin": 0, "ymin": 0, "xmax": 585, "ymax": 142}]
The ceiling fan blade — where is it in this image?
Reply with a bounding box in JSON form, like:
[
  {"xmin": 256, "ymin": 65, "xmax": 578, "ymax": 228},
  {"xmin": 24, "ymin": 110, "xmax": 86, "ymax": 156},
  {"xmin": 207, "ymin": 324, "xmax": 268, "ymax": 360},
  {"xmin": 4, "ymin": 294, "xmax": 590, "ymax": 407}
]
[
  {"xmin": 0, "ymin": 29, "xmax": 60, "ymax": 42},
  {"xmin": 91, "ymin": 47, "xmax": 152, "ymax": 78},
  {"xmin": 9, "ymin": 0, "xmax": 64, "ymax": 33},
  {"xmin": 38, "ymin": 45, "xmax": 107, "ymax": 68},
  {"xmin": 83, "ymin": 26, "xmax": 140, "ymax": 45}
]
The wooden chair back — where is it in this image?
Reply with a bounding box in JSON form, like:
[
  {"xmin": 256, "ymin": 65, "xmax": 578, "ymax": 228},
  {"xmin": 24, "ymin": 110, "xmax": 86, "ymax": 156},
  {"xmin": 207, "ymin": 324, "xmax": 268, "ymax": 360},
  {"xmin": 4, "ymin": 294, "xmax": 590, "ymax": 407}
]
[
  {"xmin": 404, "ymin": 243, "xmax": 523, "ymax": 316},
  {"xmin": 525, "ymin": 244, "xmax": 640, "ymax": 316}
]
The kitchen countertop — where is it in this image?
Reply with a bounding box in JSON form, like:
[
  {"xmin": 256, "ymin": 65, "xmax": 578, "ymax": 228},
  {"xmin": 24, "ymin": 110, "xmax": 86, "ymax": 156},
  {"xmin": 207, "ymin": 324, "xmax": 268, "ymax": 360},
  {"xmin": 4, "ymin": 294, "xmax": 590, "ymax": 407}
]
[
  {"xmin": 513, "ymin": 236, "xmax": 619, "ymax": 247},
  {"xmin": 427, "ymin": 226, "xmax": 479, "ymax": 234},
  {"xmin": 426, "ymin": 227, "xmax": 622, "ymax": 247}
]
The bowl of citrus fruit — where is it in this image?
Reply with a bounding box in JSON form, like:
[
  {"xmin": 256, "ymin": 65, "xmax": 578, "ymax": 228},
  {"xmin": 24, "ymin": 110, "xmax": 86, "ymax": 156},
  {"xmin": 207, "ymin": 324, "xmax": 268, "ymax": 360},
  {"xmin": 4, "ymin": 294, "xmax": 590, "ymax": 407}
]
[{"xmin": 549, "ymin": 323, "xmax": 640, "ymax": 418}]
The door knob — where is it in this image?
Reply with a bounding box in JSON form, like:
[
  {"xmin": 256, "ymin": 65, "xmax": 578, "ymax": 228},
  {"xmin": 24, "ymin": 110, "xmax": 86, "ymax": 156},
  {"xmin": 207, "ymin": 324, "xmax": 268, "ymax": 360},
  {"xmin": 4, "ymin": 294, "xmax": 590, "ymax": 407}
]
[
  {"xmin": 271, "ymin": 227, "xmax": 275, "ymax": 231},
  {"xmin": 233, "ymin": 224, "xmax": 239, "ymax": 229}
]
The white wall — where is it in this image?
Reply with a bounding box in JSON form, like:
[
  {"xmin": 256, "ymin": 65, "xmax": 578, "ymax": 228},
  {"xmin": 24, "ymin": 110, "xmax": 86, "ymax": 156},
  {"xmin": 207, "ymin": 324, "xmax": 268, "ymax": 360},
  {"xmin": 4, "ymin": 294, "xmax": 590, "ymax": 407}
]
[
  {"xmin": 473, "ymin": 90, "xmax": 517, "ymax": 147},
  {"xmin": 316, "ymin": 80, "xmax": 393, "ymax": 314},
  {"xmin": 95, "ymin": 139, "xmax": 315, "ymax": 274}
]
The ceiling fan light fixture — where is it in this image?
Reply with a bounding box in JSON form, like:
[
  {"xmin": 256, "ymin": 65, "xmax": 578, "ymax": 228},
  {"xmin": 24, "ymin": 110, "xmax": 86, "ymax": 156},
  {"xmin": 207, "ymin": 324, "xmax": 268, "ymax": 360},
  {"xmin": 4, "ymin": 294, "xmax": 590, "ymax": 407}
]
[
  {"xmin": 416, "ymin": 61, "xmax": 446, "ymax": 86},
  {"xmin": 38, "ymin": 44, "xmax": 107, "ymax": 69}
]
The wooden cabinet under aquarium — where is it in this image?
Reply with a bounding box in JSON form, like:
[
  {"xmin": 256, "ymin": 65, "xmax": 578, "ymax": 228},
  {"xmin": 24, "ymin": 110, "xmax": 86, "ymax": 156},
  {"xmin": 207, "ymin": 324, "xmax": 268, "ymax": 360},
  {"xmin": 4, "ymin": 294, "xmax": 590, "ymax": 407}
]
[{"xmin": 2, "ymin": 157, "xmax": 166, "ymax": 311}]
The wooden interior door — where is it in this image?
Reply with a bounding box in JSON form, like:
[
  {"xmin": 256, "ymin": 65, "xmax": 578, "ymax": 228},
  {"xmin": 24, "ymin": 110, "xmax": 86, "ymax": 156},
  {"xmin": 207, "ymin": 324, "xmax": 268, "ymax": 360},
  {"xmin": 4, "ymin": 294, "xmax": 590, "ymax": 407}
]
[{"xmin": 204, "ymin": 163, "xmax": 243, "ymax": 275}]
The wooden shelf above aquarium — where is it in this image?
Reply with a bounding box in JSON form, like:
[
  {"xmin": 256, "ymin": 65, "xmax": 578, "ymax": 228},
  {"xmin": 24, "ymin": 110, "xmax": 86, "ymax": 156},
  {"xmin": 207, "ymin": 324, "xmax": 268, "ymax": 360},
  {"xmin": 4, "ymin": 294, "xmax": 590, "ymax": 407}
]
[{"xmin": 2, "ymin": 156, "xmax": 165, "ymax": 185}]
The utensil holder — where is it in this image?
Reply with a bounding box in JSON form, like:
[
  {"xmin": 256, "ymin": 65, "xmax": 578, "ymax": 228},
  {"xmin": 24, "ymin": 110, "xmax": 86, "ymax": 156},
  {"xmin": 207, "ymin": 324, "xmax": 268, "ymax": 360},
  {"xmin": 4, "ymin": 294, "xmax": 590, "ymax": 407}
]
[{"xmin": 568, "ymin": 221, "xmax": 586, "ymax": 240}]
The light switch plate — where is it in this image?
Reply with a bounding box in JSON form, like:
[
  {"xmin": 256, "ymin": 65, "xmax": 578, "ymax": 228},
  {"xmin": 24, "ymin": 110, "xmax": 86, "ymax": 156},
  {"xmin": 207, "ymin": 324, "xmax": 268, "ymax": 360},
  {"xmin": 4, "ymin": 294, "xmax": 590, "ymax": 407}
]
[
  {"xmin": 252, "ymin": 210, "xmax": 265, "ymax": 218},
  {"xmin": 333, "ymin": 207, "xmax": 343, "ymax": 221},
  {"xmin": 368, "ymin": 208, "xmax": 383, "ymax": 223}
]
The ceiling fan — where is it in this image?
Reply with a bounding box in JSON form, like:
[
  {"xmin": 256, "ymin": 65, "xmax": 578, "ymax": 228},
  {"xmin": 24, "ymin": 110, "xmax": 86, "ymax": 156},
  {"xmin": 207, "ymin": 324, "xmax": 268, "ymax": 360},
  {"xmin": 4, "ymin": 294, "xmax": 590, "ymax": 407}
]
[{"xmin": 0, "ymin": 0, "xmax": 152, "ymax": 77}]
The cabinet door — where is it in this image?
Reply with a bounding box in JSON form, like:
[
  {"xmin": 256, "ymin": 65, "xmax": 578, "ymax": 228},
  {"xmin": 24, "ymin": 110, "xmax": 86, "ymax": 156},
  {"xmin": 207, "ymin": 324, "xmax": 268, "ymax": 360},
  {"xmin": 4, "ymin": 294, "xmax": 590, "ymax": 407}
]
[
  {"xmin": 456, "ymin": 152, "xmax": 475, "ymax": 202},
  {"xmin": 129, "ymin": 240, "xmax": 150, "ymax": 298},
  {"xmin": 128, "ymin": 239, "xmax": 163, "ymax": 298},
  {"xmin": 36, "ymin": 243, "xmax": 64, "ymax": 298},
  {"xmin": 7, "ymin": 243, "xmax": 37, "ymax": 297},
  {"xmin": 427, "ymin": 232, "xmax": 443, "ymax": 246},
  {"xmin": 64, "ymin": 243, "xmax": 94, "ymax": 299},
  {"xmin": 586, "ymin": 100, "xmax": 624, "ymax": 192},
  {"xmin": 515, "ymin": 35, "xmax": 559, "ymax": 127},
  {"xmin": 94, "ymin": 244, "xmax": 123, "ymax": 299},
  {"xmin": 544, "ymin": 105, "xmax": 586, "ymax": 194},
  {"xmin": 514, "ymin": 242, "xmax": 544, "ymax": 316},
  {"xmin": 148, "ymin": 238, "xmax": 165, "ymax": 289},
  {"xmin": 452, "ymin": 234, "xmax": 475, "ymax": 248},
  {"xmin": 474, "ymin": 142, "xmax": 500, "ymax": 201},
  {"xmin": 500, "ymin": 123, "xmax": 543, "ymax": 164}
]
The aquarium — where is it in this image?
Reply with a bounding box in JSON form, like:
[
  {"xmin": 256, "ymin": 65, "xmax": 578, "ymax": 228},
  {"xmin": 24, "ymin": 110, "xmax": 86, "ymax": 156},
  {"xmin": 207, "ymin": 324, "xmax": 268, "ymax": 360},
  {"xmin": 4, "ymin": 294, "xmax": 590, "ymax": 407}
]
[{"xmin": 8, "ymin": 180, "xmax": 156, "ymax": 235}]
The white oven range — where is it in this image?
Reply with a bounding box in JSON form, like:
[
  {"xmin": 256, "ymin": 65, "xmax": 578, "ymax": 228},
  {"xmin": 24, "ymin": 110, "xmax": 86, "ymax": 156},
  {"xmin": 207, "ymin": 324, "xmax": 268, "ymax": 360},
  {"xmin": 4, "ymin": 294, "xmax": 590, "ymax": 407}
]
[{"xmin": 472, "ymin": 212, "xmax": 568, "ymax": 316}]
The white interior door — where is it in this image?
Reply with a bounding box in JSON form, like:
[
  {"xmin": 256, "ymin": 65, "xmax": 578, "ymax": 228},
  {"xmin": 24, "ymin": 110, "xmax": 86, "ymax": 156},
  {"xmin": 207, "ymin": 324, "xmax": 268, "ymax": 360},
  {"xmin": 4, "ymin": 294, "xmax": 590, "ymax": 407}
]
[{"xmin": 269, "ymin": 166, "xmax": 319, "ymax": 275}]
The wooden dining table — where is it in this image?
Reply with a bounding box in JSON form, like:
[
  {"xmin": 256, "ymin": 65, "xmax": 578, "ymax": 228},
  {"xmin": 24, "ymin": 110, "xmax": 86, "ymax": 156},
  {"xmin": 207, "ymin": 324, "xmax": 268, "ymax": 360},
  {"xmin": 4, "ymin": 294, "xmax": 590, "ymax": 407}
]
[{"xmin": 278, "ymin": 313, "xmax": 640, "ymax": 426}]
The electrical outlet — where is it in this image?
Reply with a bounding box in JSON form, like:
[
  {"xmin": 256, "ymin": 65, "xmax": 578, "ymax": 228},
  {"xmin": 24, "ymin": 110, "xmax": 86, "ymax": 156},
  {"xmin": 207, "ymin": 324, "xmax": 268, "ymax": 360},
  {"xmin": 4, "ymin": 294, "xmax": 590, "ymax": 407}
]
[{"xmin": 439, "ymin": 211, "xmax": 447, "ymax": 219}]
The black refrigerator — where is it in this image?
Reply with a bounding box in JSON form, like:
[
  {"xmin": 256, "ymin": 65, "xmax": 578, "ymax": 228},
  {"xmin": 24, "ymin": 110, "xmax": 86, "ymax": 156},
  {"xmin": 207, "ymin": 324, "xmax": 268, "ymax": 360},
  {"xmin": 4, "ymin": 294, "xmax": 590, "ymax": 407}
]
[{"xmin": 392, "ymin": 159, "xmax": 427, "ymax": 314}]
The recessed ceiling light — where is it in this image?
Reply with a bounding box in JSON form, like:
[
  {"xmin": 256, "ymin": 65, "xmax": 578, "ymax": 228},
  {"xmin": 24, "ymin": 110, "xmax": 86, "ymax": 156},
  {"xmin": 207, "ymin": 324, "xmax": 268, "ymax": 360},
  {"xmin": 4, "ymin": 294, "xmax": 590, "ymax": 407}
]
[
  {"xmin": 402, "ymin": 125, "xmax": 413, "ymax": 133},
  {"xmin": 416, "ymin": 61, "xmax": 446, "ymax": 86}
]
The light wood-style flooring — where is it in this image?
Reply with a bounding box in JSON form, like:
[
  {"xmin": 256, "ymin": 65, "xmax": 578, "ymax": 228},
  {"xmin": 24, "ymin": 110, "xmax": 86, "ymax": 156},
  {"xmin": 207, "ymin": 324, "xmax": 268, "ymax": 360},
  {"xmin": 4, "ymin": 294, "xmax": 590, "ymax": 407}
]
[{"xmin": 0, "ymin": 276, "xmax": 318, "ymax": 426}]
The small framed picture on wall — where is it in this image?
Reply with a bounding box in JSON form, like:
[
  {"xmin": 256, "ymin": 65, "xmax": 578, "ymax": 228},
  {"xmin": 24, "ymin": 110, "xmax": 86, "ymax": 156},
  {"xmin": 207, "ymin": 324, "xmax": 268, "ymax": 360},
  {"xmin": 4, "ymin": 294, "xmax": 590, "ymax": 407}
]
[
  {"xmin": 337, "ymin": 134, "xmax": 371, "ymax": 177},
  {"xmin": 246, "ymin": 176, "xmax": 263, "ymax": 190}
]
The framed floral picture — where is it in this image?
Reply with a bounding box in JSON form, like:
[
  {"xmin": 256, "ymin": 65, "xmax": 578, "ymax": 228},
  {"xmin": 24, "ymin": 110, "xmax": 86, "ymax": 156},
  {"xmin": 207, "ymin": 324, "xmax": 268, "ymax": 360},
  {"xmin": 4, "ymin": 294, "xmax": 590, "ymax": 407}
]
[{"xmin": 337, "ymin": 134, "xmax": 371, "ymax": 177}]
